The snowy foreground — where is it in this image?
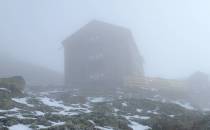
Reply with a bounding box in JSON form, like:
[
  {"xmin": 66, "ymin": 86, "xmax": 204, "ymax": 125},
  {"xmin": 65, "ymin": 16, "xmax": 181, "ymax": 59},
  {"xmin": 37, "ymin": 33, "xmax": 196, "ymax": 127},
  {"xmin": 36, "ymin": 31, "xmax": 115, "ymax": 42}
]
[{"xmin": 0, "ymin": 90, "xmax": 210, "ymax": 130}]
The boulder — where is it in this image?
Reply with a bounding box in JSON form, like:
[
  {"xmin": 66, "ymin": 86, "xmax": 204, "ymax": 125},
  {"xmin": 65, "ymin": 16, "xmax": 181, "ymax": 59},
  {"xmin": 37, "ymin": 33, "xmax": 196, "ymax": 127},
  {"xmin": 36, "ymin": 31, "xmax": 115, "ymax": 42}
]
[
  {"xmin": 0, "ymin": 76, "xmax": 26, "ymax": 109},
  {"xmin": 0, "ymin": 76, "xmax": 25, "ymax": 97},
  {"xmin": 0, "ymin": 88, "xmax": 12, "ymax": 109}
]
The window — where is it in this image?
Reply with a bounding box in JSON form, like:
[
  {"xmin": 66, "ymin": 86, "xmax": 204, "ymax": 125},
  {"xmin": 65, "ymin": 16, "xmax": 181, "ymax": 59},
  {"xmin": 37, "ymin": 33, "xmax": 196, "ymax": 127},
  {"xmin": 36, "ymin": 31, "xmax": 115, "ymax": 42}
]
[
  {"xmin": 88, "ymin": 53, "xmax": 104, "ymax": 60},
  {"xmin": 89, "ymin": 73, "xmax": 104, "ymax": 80}
]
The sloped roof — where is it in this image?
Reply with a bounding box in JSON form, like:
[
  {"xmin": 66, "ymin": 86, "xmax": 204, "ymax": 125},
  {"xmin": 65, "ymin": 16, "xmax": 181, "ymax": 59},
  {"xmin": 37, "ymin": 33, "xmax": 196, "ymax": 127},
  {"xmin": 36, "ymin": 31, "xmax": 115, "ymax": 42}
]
[{"xmin": 62, "ymin": 20, "xmax": 131, "ymax": 46}]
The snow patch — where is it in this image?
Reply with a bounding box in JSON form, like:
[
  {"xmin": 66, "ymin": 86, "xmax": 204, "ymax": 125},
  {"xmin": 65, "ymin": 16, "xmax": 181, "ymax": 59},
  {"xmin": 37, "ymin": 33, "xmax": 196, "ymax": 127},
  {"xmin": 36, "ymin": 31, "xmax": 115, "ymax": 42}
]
[
  {"xmin": 114, "ymin": 108, "xmax": 120, "ymax": 112},
  {"xmin": 56, "ymin": 111, "xmax": 79, "ymax": 116},
  {"xmin": 122, "ymin": 102, "xmax": 128, "ymax": 107},
  {"xmin": 0, "ymin": 88, "xmax": 10, "ymax": 92},
  {"xmin": 88, "ymin": 120, "xmax": 95, "ymax": 125},
  {"xmin": 147, "ymin": 110, "xmax": 159, "ymax": 115},
  {"xmin": 50, "ymin": 121, "xmax": 65, "ymax": 126},
  {"xmin": 35, "ymin": 111, "xmax": 45, "ymax": 116},
  {"xmin": 0, "ymin": 116, "xmax": 5, "ymax": 119},
  {"xmin": 88, "ymin": 97, "xmax": 107, "ymax": 103},
  {"xmin": 129, "ymin": 121, "xmax": 150, "ymax": 130},
  {"xmin": 39, "ymin": 97, "xmax": 92, "ymax": 116},
  {"xmin": 12, "ymin": 98, "xmax": 34, "ymax": 107},
  {"xmin": 0, "ymin": 107, "xmax": 20, "ymax": 113},
  {"xmin": 124, "ymin": 115, "xmax": 150, "ymax": 120},
  {"xmin": 168, "ymin": 115, "xmax": 175, "ymax": 118},
  {"xmin": 9, "ymin": 124, "xmax": 32, "ymax": 130},
  {"xmin": 173, "ymin": 101, "xmax": 195, "ymax": 110},
  {"xmin": 39, "ymin": 97, "xmax": 65, "ymax": 108},
  {"xmin": 136, "ymin": 109, "xmax": 143, "ymax": 113},
  {"xmin": 95, "ymin": 126, "xmax": 114, "ymax": 130},
  {"xmin": 37, "ymin": 125, "xmax": 48, "ymax": 129}
]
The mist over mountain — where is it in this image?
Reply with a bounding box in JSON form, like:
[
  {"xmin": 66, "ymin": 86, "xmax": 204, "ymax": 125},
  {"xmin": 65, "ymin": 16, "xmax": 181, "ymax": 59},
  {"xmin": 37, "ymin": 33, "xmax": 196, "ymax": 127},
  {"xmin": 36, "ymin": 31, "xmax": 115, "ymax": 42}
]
[
  {"xmin": 0, "ymin": 54, "xmax": 63, "ymax": 86},
  {"xmin": 0, "ymin": 1, "xmax": 210, "ymax": 130}
]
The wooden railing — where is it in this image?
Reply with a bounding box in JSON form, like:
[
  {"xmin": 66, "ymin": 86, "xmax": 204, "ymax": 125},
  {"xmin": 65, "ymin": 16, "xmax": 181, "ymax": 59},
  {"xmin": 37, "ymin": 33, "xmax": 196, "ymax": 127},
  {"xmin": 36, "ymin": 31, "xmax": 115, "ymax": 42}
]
[
  {"xmin": 124, "ymin": 76, "xmax": 149, "ymax": 88},
  {"xmin": 124, "ymin": 76, "xmax": 187, "ymax": 90}
]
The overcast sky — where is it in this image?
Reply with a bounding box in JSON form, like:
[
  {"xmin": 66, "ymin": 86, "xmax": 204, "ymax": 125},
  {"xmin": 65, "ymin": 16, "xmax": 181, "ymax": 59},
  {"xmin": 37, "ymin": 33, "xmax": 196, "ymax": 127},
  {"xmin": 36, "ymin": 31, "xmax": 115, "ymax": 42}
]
[{"xmin": 0, "ymin": 0, "xmax": 210, "ymax": 79}]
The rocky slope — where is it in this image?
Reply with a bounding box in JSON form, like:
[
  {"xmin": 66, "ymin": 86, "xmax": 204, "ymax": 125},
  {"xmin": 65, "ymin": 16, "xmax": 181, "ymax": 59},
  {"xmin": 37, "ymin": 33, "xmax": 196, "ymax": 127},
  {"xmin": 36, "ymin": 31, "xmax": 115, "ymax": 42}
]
[
  {"xmin": 1, "ymin": 77, "xmax": 210, "ymax": 130},
  {"xmin": 0, "ymin": 92, "xmax": 210, "ymax": 130}
]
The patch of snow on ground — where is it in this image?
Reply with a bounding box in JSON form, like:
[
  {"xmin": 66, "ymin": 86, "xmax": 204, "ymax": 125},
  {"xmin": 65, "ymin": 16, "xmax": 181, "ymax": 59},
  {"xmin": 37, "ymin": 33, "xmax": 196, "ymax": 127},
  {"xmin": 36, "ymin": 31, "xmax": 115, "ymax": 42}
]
[
  {"xmin": 136, "ymin": 109, "xmax": 143, "ymax": 113},
  {"xmin": 9, "ymin": 107, "xmax": 20, "ymax": 112},
  {"xmin": 0, "ymin": 88, "xmax": 11, "ymax": 92},
  {"xmin": 95, "ymin": 126, "xmax": 113, "ymax": 130},
  {"xmin": 6, "ymin": 112, "xmax": 36, "ymax": 120},
  {"xmin": 152, "ymin": 111, "xmax": 159, "ymax": 115},
  {"xmin": 114, "ymin": 108, "xmax": 120, "ymax": 112},
  {"xmin": 122, "ymin": 102, "xmax": 128, "ymax": 107},
  {"xmin": 56, "ymin": 111, "xmax": 79, "ymax": 116},
  {"xmin": 173, "ymin": 101, "xmax": 195, "ymax": 110},
  {"xmin": 0, "ymin": 109, "xmax": 7, "ymax": 113},
  {"xmin": 0, "ymin": 116, "xmax": 5, "ymax": 119},
  {"xmin": 9, "ymin": 124, "xmax": 32, "ymax": 130},
  {"xmin": 139, "ymin": 116, "xmax": 151, "ymax": 120},
  {"xmin": 39, "ymin": 97, "xmax": 64, "ymax": 108},
  {"xmin": 36, "ymin": 121, "xmax": 65, "ymax": 129},
  {"xmin": 88, "ymin": 120, "xmax": 95, "ymax": 125},
  {"xmin": 0, "ymin": 108, "xmax": 20, "ymax": 113},
  {"xmin": 37, "ymin": 125, "xmax": 48, "ymax": 129},
  {"xmin": 40, "ymin": 97, "xmax": 78, "ymax": 110},
  {"xmin": 88, "ymin": 97, "xmax": 107, "ymax": 103},
  {"xmin": 39, "ymin": 97, "xmax": 92, "ymax": 116},
  {"xmin": 147, "ymin": 110, "xmax": 159, "ymax": 115},
  {"xmin": 124, "ymin": 115, "xmax": 150, "ymax": 120},
  {"xmin": 12, "ymin": 98, "xmax": 34, "ymax": 107},
  {"xmin": 147, "ymin": 110, "xmax": 152, "ymax": 113},
  {"xmin": 35, "ymin": 111, "xmax": 45, "ymax": 116},
  {"xmin": 50, "ymin": 121, "xmax": 65, "ymax": 126},
  {"xmin": 6, "ymin": 113, "xmax": 25, "ymax": 119},
  {"xmin": 129, "ymin": 121, "xmax": 150, "ymax": 130},
  {"xmin": 169, "ymin": 115, "xmax": 175, "ymax": 118}
]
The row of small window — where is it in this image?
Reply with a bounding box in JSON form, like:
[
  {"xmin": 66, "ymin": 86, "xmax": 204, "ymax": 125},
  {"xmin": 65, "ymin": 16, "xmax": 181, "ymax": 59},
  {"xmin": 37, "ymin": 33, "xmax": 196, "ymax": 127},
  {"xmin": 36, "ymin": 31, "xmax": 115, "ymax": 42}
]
[
  {"xmin": 89, "ymin": 73, "xmax": 105, "ymax": 80},
  {"xmin": 88, "ymin": 53, "xmax": 104, "ymax": 60},
  {"xmin": 89, "ymin": 35, "xmax": 100, "ymax": 41}
]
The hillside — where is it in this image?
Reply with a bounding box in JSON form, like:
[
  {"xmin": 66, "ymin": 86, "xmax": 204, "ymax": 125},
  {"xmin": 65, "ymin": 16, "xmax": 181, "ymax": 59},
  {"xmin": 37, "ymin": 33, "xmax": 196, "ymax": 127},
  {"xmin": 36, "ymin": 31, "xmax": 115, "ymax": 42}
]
[{"xmin": 0, "ymin": 56, "xmax": 63, "ymax": 87}]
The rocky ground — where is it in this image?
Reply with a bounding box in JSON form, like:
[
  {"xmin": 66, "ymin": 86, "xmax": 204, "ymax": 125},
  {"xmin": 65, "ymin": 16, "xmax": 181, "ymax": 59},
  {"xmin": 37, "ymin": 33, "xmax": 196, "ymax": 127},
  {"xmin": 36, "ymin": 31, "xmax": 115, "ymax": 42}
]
[
  {"xmin": 1, "ymin": 77, "xmax": 210, "ymax": 130},
  {"xmin": 1, "ymin": 90, "xmax": 210, "ymax": 130}
]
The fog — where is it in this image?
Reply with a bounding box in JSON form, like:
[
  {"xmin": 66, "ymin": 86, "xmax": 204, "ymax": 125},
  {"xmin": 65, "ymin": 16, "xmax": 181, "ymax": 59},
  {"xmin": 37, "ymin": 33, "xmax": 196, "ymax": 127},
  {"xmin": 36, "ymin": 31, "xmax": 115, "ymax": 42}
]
[
  {"xmin": 1, "ymin": 0, "xmax": 210, "ymax": 79},
  {"xmin": 1, "ymin": 1, "xmax": 210, "ymax": 129}
]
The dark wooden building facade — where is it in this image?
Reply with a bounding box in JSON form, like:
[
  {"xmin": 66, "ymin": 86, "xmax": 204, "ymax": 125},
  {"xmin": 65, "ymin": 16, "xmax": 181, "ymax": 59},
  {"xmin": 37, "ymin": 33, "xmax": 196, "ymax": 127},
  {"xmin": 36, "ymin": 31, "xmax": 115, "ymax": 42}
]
[{"xmin": 63, "ymin": 20, "xmax": 144, "ymax": 90}]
